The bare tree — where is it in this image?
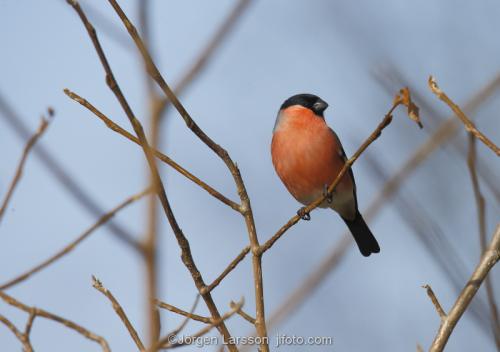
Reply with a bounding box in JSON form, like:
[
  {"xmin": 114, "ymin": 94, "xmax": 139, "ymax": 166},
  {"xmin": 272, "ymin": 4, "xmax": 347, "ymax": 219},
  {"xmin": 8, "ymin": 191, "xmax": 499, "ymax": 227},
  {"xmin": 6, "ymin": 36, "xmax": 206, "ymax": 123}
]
[{"xmin": 1, "ymin": 1, "xmax": 498, "ymax": 352}]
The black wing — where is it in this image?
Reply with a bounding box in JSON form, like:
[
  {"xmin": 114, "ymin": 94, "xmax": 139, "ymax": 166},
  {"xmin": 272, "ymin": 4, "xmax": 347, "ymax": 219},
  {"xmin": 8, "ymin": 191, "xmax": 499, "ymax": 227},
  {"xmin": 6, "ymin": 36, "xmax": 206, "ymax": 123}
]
[{"xmin": 329, "ymin": 128, "xmax": 359, "ymax": 211}]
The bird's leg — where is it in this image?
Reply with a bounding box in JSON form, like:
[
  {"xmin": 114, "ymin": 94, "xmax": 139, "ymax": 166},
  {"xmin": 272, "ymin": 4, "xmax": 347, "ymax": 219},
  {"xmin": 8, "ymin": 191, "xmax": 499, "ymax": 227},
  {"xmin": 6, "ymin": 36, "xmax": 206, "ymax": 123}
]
[
  {"xmin": 297, "ymin": 207, "xmax": 311, "ymax": 221},
  {"xmin": 323, "ymin": 184, "xmax": 333, "ymax": 204}
]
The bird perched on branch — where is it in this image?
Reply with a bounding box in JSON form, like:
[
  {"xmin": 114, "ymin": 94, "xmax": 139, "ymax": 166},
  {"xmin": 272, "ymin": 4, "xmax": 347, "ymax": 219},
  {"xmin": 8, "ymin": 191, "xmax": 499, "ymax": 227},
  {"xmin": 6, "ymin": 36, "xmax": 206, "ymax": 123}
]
[{"xmin": 271, "ymin": 93, "xmax": 380, "ymax": 256}]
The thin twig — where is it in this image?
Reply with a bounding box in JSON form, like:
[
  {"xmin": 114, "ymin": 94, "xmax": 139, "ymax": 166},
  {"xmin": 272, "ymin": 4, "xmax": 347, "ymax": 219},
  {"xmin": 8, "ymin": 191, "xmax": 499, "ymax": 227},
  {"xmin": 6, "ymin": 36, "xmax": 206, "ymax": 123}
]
[
  {"xmin": 0, "ymin": 92, "xmax": 142, "ymax": 251},
  {"xmin": 259, "ymin": 88, "xmax": 422, "ymax": 255},
  {"xmin": 429, "ymin": 224, "xmax": 500, "ymax": 352},
  {"xmin": 162, "ymin": 295, "xmax": 201, "ymax": 341},
  {"xmin": 0, "ymin": 291, "xmax": 110, "ymax": 351},
  {"xmin": 64, "ymin": 89, "xmax": 240, "ymax": 212},
  {"xmin": 374, "ymin": 68, "xmax": 500, "ymax": 201},
  {"xmin": 157, "ymin": 298, "xmax": 245, "ymax": 350},
  {"xmin": 468, "ymin": 136, "xmax": 488, "ymax": 255},
  {"xmin": 0, "ymin": 189, "xmax": 150, "ymax": 290},
  {"xmin": 0, "ymin": 314, "xmax": 23, "ymax": 340},
  {"xmin": 0, "ymin": 309, "xmax": 36, "ymax": 351},
  {"xmin": 422, "ymin": 285, "xmax": 447, "ymax": 320},
  {"xmin": 0, "ymin": 117, "xmax": 50, "ymax": 223},
  {"xmin": 74, "ymin": 0, "xmax": 133, "ymax": 50},
  {"xmin": 467, "ymin": 135, "xmax": 500, "ymax": 349},
  {"xmin": 429, "ymin": 76, "xmax": 500, "ymax": 156},
  {"xmin": 24, "ymin": 309, "xmax": 36, "ymax": 337},
  {"xmin": 155, "ymin": 300, "xmax": 212, "ymax": 324},
  {"xmin": 203, "ymin": 245, "xmax": 251, "ymax": 294},
  {"xmin": 92, "ymin": 276, "xmax": 145, "ymax": 351},
  {"xmin": 0, "ymin": 314, "xmax": 31, "ymax": 351},
  {"xmin": 230, "ymin": 301, "xmax": 255, "ymax": 324}
]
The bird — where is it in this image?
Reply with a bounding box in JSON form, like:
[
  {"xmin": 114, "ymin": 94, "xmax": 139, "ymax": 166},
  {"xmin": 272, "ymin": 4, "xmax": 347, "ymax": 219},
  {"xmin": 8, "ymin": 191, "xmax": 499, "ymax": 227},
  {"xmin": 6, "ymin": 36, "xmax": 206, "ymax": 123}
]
[{"xmin": 271, "ymin": 93, "xmax": 380, "ymax": 257}]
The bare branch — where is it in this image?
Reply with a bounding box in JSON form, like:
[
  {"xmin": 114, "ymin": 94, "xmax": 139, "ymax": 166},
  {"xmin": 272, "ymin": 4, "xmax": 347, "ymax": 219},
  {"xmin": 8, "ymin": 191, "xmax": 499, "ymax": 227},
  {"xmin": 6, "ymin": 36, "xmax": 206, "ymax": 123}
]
[
  {"xmin": 157, "ymin": 298, "xmax": 245, "ymax": 350},
  {"xmin": 0, "ymin": 308, "xmax": 36, "ymax": 351},
  {"xmin": 155, "ymin": 300, "xmax": 212, "ymax": 324},
  {"xmin": 74, "ymin": 0, "xmax": 133, "ymax": 50},
  {"xmin": 24, "ymin": 309, "xmax": 36, "ymax": 338},
  {"xmin": 467, "ymin": 135, "xmax": 500, "ymax": 348},
  {"xmin": 230, "ymin": 300, "xmax": 256, "ymax": 325},
  {"xmin": 467, "ymin": 136, "xmax": 488, "ymax": 253},
  {"xmin": 0, "ymin": 314, "xmax": 31, "ymax": 351},
  {"xmin": 422, "ymin": 285, "xmax": 447, "ymax": 320},
  {"xmin": 0, "ymin": 291, "xmax": 110, "ymax": 351},
  {"xmin": 0, "ymin": 117, "xmax": 50, "ymax": 223},
  {"xmin": 92, "ymin": 276, "xmax": 145, "ymax": 351},
  {"xmin": 374, "ymin": 69, "xmax": 500, "ymax": 202},
  {"xmin": 429, "ymin": 76, "xmax": 500, "ymax": 156},
  {"xmin": 64, "ymin": 89, "xmax": 241, "ymax": 212},
  {"xmin": 0, "ymin": 314, "xmax": 23, "ymax": 340},
  {"xmin": 203, "ymin": 245, "xmax": 251, "ymax": 294},
  {"xmin": 137, "ymin": 0, "xmax": 156, "ymax": 97},
  {"xmin": 429, "ymin": 224, "xmax": 500, "ymax": 352},
  {"xmin": 162, "ymin": 295, "xmax": 201, "ymax": 341},
  {"xmin": 0, "ymin": 188, "xmax": 150, "ymax": 290}
]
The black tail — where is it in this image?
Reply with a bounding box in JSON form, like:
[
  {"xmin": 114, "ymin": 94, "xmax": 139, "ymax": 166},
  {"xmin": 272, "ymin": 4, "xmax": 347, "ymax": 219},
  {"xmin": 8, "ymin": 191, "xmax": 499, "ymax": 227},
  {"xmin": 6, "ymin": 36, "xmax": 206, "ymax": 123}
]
[{"xmin": 342, "ymin": 211, "xmax": 380, "ymax": 257}]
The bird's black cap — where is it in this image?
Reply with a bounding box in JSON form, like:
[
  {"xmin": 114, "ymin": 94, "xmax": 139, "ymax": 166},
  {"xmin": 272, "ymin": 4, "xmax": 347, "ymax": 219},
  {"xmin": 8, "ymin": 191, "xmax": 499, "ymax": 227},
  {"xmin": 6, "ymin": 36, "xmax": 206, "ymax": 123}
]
[{"xmin": 280, "ymin": 93, "xmax": 329, "ymax": 116}]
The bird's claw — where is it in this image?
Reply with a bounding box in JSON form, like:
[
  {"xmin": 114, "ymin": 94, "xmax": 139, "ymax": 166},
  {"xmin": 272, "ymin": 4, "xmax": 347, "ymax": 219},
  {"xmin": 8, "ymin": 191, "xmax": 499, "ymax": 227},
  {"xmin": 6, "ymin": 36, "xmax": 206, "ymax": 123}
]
[
  {"xmin": 323, "ymin": 184, "xmax": 333, "ymax": 204},
  {"xmin": 297, "ymin": 207, "xmax": 311, "ymax": 221}
]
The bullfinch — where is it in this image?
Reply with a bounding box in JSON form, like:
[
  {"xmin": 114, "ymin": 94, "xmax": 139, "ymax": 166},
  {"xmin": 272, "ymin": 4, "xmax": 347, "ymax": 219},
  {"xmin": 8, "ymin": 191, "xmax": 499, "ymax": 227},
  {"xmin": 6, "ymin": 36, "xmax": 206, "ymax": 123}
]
[{"xmin": 271, "ymin": 93, "xmax": 380, "ymax": 257}]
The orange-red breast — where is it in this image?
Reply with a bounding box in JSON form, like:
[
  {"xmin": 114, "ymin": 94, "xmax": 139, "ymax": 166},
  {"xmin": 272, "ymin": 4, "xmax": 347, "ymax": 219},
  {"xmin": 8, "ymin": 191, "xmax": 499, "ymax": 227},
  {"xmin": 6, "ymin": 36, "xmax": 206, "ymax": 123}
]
[{"xmin": 271, "ymin": 93, "xmax": 380, "ymax": 256}]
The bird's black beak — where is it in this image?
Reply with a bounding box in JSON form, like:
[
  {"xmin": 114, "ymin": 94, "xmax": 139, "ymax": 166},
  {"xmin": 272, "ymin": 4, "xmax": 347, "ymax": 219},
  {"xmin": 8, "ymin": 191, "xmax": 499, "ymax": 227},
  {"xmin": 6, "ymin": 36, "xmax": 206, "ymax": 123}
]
[{"xmin": 313, "ymin": 99, "xmax": 328, "ymax": 114}]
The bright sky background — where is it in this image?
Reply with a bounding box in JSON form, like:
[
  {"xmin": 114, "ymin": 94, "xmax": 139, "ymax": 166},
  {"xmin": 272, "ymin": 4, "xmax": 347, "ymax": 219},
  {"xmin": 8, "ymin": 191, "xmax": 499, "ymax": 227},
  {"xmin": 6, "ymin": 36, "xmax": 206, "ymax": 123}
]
[{"xmin": 1, "ymin": 1, "xmax": 499, "ymax": 351}]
